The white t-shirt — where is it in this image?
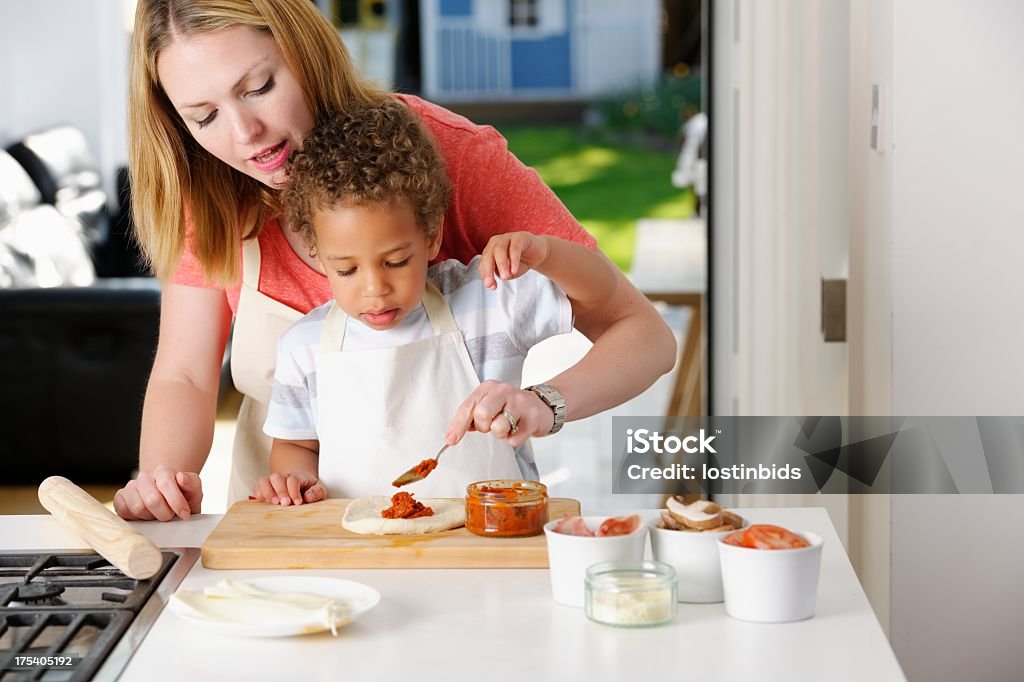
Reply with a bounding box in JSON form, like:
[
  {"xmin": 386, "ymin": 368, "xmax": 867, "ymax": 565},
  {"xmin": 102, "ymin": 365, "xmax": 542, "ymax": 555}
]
[{"xmin": 263, "ymin": 256, "xmax": 573, "ymax": 477}]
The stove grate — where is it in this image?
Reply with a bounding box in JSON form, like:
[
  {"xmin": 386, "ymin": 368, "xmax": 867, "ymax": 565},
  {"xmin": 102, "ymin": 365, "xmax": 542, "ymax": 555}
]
[{"xmin": 0, "ymin": 551, "xmax": 179, "ymax": 682}]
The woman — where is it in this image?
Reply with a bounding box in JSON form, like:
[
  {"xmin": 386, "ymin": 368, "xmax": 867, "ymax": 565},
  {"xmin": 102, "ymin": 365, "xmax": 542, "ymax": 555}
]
[{"xmin": 114, "ymin": 0, "xmax": 676, "ymax": 521}]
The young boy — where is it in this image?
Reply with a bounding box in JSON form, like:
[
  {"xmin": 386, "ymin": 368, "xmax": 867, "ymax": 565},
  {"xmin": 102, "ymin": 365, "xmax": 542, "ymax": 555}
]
[{"xmin": 253, "ymin": 99, "xmax": 672, "ymax": 505}]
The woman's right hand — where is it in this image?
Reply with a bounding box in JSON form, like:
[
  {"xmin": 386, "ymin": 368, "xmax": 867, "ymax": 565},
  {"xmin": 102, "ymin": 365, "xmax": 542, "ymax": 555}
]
[
  {"xmin": 122, "ymin": 284, "xmax": 228, "ymax": 522},
  {"xmin": 113, "ymin": 465, "xmax": 204, "ymax": 521}
]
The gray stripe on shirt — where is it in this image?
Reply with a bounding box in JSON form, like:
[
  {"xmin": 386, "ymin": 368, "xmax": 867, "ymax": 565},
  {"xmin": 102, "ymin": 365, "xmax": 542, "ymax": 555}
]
[
  {"xmin": 464, "ymin": 332, "xmax": 522, "ymax": 369},
  {"xmin": 430, "ymin": 261, "xmax": 482, "ymax": 296},
  {"xmin": 507, "ymin": 276, "xmax": 541, "ymax": 353},
  {"xmin": 271, "ymin": 374, "xmax": 316, "ymax": 406}
]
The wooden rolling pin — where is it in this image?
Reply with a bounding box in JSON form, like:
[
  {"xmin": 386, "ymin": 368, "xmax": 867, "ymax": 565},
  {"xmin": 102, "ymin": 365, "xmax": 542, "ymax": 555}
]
[{"xmin": 38, "ymin": 476, "xmax": 163, "ymax": 580}]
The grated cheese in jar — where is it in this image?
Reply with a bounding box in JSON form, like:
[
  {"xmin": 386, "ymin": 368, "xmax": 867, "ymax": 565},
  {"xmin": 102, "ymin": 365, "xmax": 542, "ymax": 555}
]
[{"xmin": 585, "ymin": 562, "xmax": 677, "ymax": 627}]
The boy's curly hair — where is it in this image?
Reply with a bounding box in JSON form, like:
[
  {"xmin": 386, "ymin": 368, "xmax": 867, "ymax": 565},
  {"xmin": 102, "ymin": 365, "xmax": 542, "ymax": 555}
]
[{"xmin": 283, "ymin": 99, "xmax": 453, "ymax": 249}]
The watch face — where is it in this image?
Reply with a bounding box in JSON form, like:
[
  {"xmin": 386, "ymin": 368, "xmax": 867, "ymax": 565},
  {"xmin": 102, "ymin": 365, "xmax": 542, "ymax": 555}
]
[{"xmin": 534, "ymin": 386, "xmax": 557, "ymax": 405}]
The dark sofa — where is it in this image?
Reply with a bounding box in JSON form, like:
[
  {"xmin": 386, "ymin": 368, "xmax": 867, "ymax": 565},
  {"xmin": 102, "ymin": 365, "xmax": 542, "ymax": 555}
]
[{"xmin": 0, "ymin": 127, "xmax": 159, "ymax": 484}]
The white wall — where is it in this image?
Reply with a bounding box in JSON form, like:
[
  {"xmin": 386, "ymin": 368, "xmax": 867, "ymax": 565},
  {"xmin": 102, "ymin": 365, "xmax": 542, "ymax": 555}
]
[
  {"xmin": 0, "ymin": 1, "xmax": 131, "ymax": 202},
  {"xmin": 886, "ymin": 1, "xmax": 1024, "ymax": 680},
  {"xmin": 891, "ymin": 2, "xmax": 1024, "ymax": 412}
]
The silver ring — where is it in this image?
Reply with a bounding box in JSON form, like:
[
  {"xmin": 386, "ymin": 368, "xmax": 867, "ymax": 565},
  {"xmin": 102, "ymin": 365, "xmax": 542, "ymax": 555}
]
[{"xmin": 502, "ymin": 410, "xmax": 519, "ymax": 435}]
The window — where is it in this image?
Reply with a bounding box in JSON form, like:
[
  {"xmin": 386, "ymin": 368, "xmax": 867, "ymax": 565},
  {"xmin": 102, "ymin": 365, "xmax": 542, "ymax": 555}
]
[{"xmin": 509, "ymin": 0, "xmax": 539, "ymax": 28}]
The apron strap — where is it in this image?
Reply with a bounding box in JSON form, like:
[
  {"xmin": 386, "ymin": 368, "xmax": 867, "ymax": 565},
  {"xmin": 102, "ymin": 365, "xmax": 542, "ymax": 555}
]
[
  {"xmin": 319, "ymin": 302, "xmax": 349, "ymax": 353},
  {"xmin": 241, "ymin": 237, "xmax": 261, "ymax": 289},
  {"xmin": 319, "ymin": 281, "xmax": 458, "ymax": 352},
  {"xmin": 422, "ymin": 282, "xmax": 458, "ymax": 335}
]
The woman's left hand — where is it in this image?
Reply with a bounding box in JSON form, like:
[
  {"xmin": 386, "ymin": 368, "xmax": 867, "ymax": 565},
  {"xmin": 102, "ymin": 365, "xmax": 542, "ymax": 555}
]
[{"xmin": 445, "ymin": 380, "xmax": 554, "ymax": 448}]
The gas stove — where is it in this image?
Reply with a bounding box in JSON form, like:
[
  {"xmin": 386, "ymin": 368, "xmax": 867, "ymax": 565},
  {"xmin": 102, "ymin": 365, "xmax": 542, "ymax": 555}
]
[{"xmin": 0, "ymin": 548, "xmax": 199, "ymax": 681}]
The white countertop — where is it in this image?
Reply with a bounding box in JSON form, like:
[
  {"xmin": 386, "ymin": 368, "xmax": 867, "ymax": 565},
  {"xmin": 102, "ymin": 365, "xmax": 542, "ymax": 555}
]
[{"xmin": 5, "ymin": 508, "xmax": 904, "ymax": 681}]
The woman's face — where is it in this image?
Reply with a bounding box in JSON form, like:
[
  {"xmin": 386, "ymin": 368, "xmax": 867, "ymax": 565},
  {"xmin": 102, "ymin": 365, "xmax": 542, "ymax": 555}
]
[{"xmin": 157, "ymin": 25, "xmax": 315, "ymax": 189}]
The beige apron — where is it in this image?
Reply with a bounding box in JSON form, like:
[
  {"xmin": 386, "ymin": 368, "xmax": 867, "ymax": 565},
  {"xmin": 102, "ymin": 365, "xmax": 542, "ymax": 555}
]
[
  {"xmin": 226, "ymin": 238, "xmax": 303, "ymax": 504},
  {"xmin": 316, "ymin": 282, "xmax": 522, "ymax": 498}
]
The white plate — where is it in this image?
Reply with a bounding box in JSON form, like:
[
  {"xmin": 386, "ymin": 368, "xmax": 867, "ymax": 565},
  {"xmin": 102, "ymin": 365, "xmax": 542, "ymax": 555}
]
[{"xmin": 167, "ymin": 576, "xmax": 381, "ymax": 638}]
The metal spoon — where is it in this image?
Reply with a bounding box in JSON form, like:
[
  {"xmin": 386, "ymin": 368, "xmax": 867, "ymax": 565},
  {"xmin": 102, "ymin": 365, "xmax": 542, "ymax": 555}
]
[{"xmin": 392, "ymin": 443, "xmax": 450, "ymax": 488}]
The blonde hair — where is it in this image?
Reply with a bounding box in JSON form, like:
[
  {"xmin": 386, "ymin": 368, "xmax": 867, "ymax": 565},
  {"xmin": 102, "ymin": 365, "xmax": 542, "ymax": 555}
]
[{"xmin": 128, "ymin": 0, "xmax": 388, "ymax": 283}]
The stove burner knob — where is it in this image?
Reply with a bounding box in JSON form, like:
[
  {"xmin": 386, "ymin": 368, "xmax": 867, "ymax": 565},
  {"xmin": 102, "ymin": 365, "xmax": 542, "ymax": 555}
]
[{"xmin": 15, "ymin": 582, "xmax": 66, "ymax": 603}]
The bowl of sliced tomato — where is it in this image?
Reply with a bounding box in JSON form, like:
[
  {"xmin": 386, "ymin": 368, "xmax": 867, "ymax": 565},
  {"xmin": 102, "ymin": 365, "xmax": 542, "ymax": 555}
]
[
  {"xmin": 717, "ymin": 524, "xmax": 824, "ymax": 623},
  {"xmin": 543, "ymin": 515, "xmax": 647, "ymax": 608}
]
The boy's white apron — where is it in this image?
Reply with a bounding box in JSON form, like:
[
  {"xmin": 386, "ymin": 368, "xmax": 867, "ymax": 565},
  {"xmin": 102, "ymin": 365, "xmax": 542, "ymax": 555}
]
[
  {"xmin": 315, "ymin": 282, "xmax": 521, "ymax": 498},
  {"xmin": 226, "ymin": 239, "xmax": 520, "ymax": 503}
]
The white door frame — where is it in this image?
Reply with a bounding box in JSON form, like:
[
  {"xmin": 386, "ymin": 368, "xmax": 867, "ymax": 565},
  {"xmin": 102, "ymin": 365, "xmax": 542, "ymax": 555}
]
[{"xmin": 710, "ymin": 0, "xmax": 853, "ymax": 552}]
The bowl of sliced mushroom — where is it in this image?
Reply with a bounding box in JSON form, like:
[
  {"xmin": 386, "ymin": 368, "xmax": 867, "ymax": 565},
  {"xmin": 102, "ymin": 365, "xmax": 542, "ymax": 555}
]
[{"xmin": 648, "ymin": 497, "xmax": 747, "ymax": 603}]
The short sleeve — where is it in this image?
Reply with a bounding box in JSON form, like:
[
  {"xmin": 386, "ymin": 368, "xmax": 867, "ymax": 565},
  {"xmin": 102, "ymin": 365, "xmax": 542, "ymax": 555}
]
[
  {"xmin": 487, "ymin": 262, "xmax": 573, "ymax": 354},
  {"xmin": 170, "ymin": 214, "xmax": 222, "ymax": 289},
  {"xmin": 456, "ymin": 125, "xmax": 598, "ymax": 251},
  {"xmin": 402, "ymin": 95, "xmax": 596, "ymax": 264},
  {"xmin": 263, "ymin": 331, "xmax": 318, "ymax": 441},
  {"xmin": 170, "ymin": 239, "xmax": 221, "ymax": 289}
]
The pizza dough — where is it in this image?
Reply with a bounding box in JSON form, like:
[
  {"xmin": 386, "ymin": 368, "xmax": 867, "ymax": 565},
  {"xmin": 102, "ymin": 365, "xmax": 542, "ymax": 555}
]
[{"xmin": 342, "ymin": 496, "xmax": 466, "ymax": 535}]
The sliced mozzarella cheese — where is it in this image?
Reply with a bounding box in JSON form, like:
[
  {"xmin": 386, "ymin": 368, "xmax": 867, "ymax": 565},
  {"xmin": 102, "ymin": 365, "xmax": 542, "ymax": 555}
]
[{"xmin": 171, "ymin": 580, "xmax": 352, "ymax": 635}]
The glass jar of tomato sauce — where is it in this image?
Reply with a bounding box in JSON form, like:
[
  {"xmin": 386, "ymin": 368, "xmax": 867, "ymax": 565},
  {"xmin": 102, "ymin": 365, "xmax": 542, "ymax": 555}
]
[{"xmin": 465, "ymin": 480, "xmax": 549, "ymax": 537}]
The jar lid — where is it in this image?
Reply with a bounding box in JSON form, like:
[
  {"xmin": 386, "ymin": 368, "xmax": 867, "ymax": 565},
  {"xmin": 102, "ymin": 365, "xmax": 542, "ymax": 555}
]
[
  {"xmin": 466, "ymin": 480, "xmax": 547, "ymax": 502},
  {"xmin": 585, "ymin": 560, "xmax": 677, "ymax": 592}
]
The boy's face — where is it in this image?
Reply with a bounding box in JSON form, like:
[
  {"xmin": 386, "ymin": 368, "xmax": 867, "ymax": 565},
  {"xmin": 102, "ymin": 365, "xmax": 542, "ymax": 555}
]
[{"xmin": 313, "ymin": 198, "xmax": 441, "ymax": 331}]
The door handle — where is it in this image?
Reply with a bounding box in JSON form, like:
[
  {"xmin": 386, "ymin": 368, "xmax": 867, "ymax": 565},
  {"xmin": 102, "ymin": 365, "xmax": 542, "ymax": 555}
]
[{"xmin": 821, "ymin": 278, "xmax": 846, "ymax": 342}]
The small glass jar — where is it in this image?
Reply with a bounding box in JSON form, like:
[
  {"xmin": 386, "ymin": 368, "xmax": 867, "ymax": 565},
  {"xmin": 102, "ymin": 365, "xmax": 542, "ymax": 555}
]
[
  {"xmin": 585, "ymin": 561, "xmax": 677, "ymax": 627},
  {"xmin": 465, "ymin": 480, "xmax": 549, "ymax": 537}
]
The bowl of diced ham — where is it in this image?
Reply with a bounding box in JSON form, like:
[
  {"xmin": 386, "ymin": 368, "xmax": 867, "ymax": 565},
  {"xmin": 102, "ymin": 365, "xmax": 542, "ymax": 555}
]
[
  {"xmin": 543, "ymin": 515, "xmax": 647, "ymax": 607},
  {"xmin": 717, "ymin": 524, "xmax": 824, "ymax": 623}
]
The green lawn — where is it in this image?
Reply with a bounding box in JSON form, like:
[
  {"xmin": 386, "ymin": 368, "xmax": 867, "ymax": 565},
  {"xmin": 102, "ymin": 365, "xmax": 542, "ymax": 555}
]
[{"xmin": 498, "ymin": 126, "xmax": 696, "ymax": 272}]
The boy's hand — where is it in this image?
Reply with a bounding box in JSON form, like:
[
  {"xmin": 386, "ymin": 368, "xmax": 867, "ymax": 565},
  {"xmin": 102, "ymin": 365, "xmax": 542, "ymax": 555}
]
[
  {"xmin": 252, "ymin": 472, "xmax": 326, "ymax": 506},
  {"xmin": 445, "ymin": 381, "xmax": 555, "ymax": 449},
  {"xmin": 479, "ymin": 232, "xmax": 550, "ymax": 290}
]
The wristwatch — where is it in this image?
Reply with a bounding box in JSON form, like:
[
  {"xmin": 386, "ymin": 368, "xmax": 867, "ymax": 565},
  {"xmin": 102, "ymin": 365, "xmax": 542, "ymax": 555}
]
[{"xmin": 525, "ymin": 384, "xmax": 566, "ymax": 435}]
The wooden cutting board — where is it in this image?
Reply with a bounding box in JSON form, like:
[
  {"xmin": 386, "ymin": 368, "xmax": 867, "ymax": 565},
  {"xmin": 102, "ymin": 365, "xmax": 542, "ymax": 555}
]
[{"xmin": 201, "ymin": 498, "xmax": 581, "ymax": 569}]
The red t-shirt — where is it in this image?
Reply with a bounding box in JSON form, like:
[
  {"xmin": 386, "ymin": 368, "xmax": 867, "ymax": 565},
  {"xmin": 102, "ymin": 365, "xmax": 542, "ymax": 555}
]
[{"xmin": 171, "ymin": 94, "xmax": 596, "ymax": 314}]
